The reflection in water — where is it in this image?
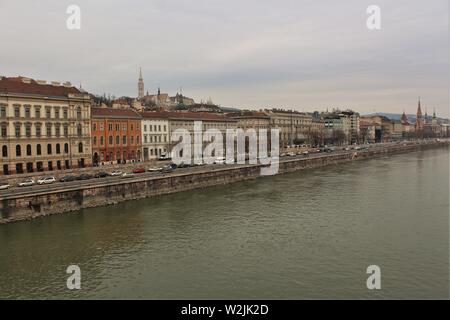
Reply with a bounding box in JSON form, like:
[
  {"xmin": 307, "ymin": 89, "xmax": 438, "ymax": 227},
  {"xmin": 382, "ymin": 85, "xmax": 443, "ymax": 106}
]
[{"xmin": 0, "ymin": 148, "xmax": 448, "ymax": 299}]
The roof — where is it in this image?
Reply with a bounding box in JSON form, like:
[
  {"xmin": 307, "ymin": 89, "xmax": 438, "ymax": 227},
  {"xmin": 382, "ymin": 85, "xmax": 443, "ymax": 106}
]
[
  {"xmin": 91, "ymin": 107, "xmax": 142, "ymax": 119},
  {"xmin": 228, "ymin": 111, "xmax": 270, "ymax": 119},
  {"xmin": 141, "ymin": 111, "xmax": 236, "ymax": 122},
  {"xmin": 0, "ymin": 76, "xmax": 82, "ymax": 98}
]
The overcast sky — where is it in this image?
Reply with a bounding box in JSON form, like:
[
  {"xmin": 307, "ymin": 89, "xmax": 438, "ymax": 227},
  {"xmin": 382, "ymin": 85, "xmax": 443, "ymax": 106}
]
[{"xmin": 0, "ymin": 0, "xmax": 448, "ymax": 116}]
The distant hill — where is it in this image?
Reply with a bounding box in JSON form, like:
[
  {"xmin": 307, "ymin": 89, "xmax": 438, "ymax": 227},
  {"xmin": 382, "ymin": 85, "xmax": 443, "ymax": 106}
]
[{"xmin": 363, "ymin": 112, "xmax": 449, "ymax": 124}]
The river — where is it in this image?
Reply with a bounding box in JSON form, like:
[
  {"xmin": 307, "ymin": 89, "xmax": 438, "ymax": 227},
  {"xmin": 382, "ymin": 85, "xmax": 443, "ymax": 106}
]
[{"xmin": 0, "ymin": 147, "xmax": 448, "ymax": 299}]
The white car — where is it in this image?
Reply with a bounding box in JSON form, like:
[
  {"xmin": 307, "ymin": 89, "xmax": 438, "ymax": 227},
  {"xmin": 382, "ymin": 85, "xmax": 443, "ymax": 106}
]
[
  {"xmin": 37, "ymin": 177, "xmax": 56, "ymax": 185},
  {"xmin": 121, "ymin": 172, "xmax": 135, "ymax": 178},
  {"xmin": 287, "ymin": 152, "xmax": 295, "ymax": 156},
  {"xmin": 214, "ymin": 157, "xmax": 226, "ymax": 164},
  {"xmin": 0, "ymin": 183, "xmax": 10, "ymax": 190},
  {"xmin": 148, "ymin": 167, "xmax": 162, "ymax": 172},
  {"xmin": 18, "ymin": 178, "xmax": 35, "ymax": 187},
  {"xmin": 110, "ymin": 170, "xmax": 123, "ymax": 176}
]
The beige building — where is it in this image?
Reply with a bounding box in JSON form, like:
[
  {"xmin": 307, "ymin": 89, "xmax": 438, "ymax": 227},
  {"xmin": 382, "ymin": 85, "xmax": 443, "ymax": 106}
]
[
  {"xmin": 0, "ymin": 76, "xmax": 92, "ymax": 175},
  {"xmin": 265, "ymin": 109, "xmax": 313, "ymax": 147}
]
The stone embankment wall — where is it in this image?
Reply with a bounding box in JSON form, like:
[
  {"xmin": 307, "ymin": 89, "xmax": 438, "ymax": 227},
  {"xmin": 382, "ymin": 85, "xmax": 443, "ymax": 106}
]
[{"xmin": 0, "ymin": 141, "xmax": 447, "ymax": 224}]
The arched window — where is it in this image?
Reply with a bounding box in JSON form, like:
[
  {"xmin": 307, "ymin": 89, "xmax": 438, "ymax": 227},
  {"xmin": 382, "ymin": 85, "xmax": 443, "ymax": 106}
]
[
  {"xmin": 78, "ymin": 142, "xmax": 83, "ymax": 153},
  {"xmin": 115, "ymin": 135, "xmax": 119, "ymax": 145},
  {"xmin": 56, "ymin": 143, "xmax": 61, "ymax": 154},
  {"xmin": 77, "ymin": 123, "xmax": 82, "ymax": 136},
  {"xmin": 47, "ymin": 143, "xmax": 52, "ymax": 155},
  {"xmin": 16, "ymin": 145, "xmax": 21, "ymax": 157},
  {"xmin": 26, "ymin": 144, "xmax": 32, "ymax": 156},
  {"xmin": 37, "ymin": 144, "xmax": 42, "ymax": 155},
  {"xmin": 2, "ymin": 145, "xmax": 7, "ymax": 157},
  {"xmin": 64, "ymin": 143, "xmax": 69, "ymax": 154}
]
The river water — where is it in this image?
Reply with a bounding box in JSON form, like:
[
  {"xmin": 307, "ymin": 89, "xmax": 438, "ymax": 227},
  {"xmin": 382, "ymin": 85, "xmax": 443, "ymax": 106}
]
[{"xmin": 0, "ymin": 147, "xmax": 448, "ymax": 299}]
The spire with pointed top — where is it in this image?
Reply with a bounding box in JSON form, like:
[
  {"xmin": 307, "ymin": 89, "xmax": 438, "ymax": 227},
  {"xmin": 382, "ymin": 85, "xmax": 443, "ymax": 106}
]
[
  {"xmin": 138, "ymin": 67, "xmax": 144, "ymax": 99},
  {"xmin": 417, "ymin": 97, "xmax": 422, "ymax": 118}
]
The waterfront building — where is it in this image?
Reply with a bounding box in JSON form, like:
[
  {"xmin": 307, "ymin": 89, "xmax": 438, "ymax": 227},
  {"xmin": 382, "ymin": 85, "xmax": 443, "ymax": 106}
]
[
  {"xmin": 140, "ymin": 111, "xmax": 170, "ymax": 160},
  {"xmin": 0, "ymin": 76, "xmax": 92, "ymax": 175},
  {"xmin": 264, "ymin": 109, "xmax": 313, "ymax": 148},
  {"xmin": 323, "ymin": 113, "xmax": 351, "ymax": 145},
  {"xmin": 341, "ymin": 110, "xmax": 360, "ymax": 144},
  {"xmin": 359, "ymin": 115, "xmax": 393, "ymax": 142},
  {"xmin": 91, "ymin": 107, "xmax": 142, "ymax": 165}
]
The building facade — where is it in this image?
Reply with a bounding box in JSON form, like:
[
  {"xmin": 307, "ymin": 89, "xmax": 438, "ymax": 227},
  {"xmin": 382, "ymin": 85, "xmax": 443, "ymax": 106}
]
[
  {"xmin": 141, "ymin": 112, "xmax": 170, "ymax": 160},
  {"xmin": 91, "ymin": 107, "xmax": 142, "ymax": 165},
  {"xmin": 0, "ymin": 76, "xmax": 92, "ymax": 175}
]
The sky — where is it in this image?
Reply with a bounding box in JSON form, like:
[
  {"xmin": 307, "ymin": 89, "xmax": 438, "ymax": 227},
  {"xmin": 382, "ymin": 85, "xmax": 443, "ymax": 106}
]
[{"xmin": 0, "ymin": 0, "xmax": 448, "ymax": 117}]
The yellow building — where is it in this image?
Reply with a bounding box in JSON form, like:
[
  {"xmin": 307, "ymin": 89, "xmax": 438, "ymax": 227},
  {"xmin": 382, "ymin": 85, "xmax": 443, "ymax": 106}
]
[{"xmin": 0, "ymin": 76, "xmax": 92, "ymax": 175}]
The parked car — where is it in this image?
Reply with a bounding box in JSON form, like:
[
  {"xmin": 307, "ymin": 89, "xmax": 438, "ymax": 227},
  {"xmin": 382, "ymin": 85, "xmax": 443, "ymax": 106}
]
[
  {"xmin": 161, "ymin": 165, "xmax": 174, "ymax": 173},
  {"xmin": 214, "ymin": 157, "xmax": 226, "ymax": 164},
  {"xmin": 287, "ymin": 152, "xmax": 295, "ymax": 156},
  {"xmin": 95, "ymin": 171, "xmax": 109, "ymax": 178},
  {"xmin": 280, "ymin": 153, "xmax": 287, "ymax": 157},
  {"xmin": 302, "ymin": 151, "xmax": 309, "ymax": 156},
  {"xmin": 132, "ymin": 167, "xmax": 146, "ymax": 174},
  {"xmin": 18, "ymin": 178, "xmax": 35, "ymax": 187},
  {"xmin": 78, "ymin": 173, "xmax": 93, "ymax": 180},
  {"xmin": 148, "ymin": 167, "xmax": 162, "ymax": 172},
  {"xmin": 37, "ymin": 176, "xmax": 56, "ymax": 185},
  {"xmin": 60, "ymin": 175, "xmax": 77, "ymax": 182},
  {"xmin": 0, "ymin": 183, "xmax": 10, "ymax": 190},
  {"xmin": 110, "ymin": 170, "xmax": 123, "ymax": 176},
  {"xmin": 121, "ymin": 172, "xmax": 135, "ymax": 178},
  {"xmin": 157, "ymin": 153, "xmax": 172, "ymax": 161}
]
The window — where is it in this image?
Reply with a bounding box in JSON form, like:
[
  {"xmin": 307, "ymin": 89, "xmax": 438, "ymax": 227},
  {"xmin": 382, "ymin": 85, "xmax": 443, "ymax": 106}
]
[
  {"xmin": 35, "ymin": 107, "xmax": 41, "ymax": 118},
  {"xmin": 46, "ymin": 124, "xmax": 52, "ymax": 137},
  {"xmin": 93, "ymin": 136, "xmax": 97, "ymax": 145},
  {"xmin": 14, "ymin": 106, "xmax": 20, "ymax": 118},
  {"xmin": 122, "ymin": 124, "xmax": 127, "ymax": 131},
  {"xmin": 158, "ymin": 125, "xmax": 161, "ymax": 131},
  {"xmin": 77, "ymin": 107, "xmax": 82, "ymax": 120},
  {"xmin": 25, "ymin": 106, "xmax": 31, "ymax": 118},
  {"xmin": 144, "ymin": 135, "xmax": 147, "ymax": 143},
  {"xmin": 46, "ymin": 107, "xmax": 51, "ymax": 119},
  {"xmin": 26, "ymin": 144, "xmax": 31, "ymax": 156},
  {"xmin": 56, "ymin": 143, "xmax": 61, "ymax": 154},
  {"xmin": 92, "ymin": 123, "xmax": 96, "ymax": 131},
  {"xmin": 122, "ymin": 136, "xmax": 126, "ymax": 145},
  {"xmin": 47, "ymin": 144, "xmax": 52, "ymax": 155},
  {"xmin": 63, "ymin": 108, "xmax": 68, "ymax": 119},
  {"xmin": 1, "ymin": 125, "xmax": 7, "ymax": 137},
  {"xmin": 144, "ymin": 125, "xmax": 147, "ymax": 132},
  {"xmin": 36, "ymin": 144, "xmax": 41, "ymax": 155},
  {"xmin": 108, "ymin": 123, "xmax": 113, "ymax": 131},
  {"xmin": 164, "ymin": 125, "xmax": 166, "ymax": 131},
  {"xmin": 2, "ymin": 145, "xmax": 7, "ymax": 157},
  {"xmin": 108, "ymin": 136, "xmax": 113, "ymax": 145},
  {"xmin": 0, "ymin": 106, "xmax": 6, "ymax": 117},
  {"xmin": 35, "ymin": 124, "xmax": 41, "ymax": 137},
  {"xmin": 100, "ymin": 136, "xmax": 104, "ymax": 145},
  {"xmin": 64, "ymin": 143, "xmax": 69, "ymax": 154},
  {"xmin": 55, "ymin": 108, "xmax": 60, "ymax": 119},
  {"xmin": 149, "ymin": 125, "xmax": 153, "ymax": 132},
  {"xmin": 78, "ymin": 142, "xmax": 83, "ymax": 153},
  {"xmin": 115, "ymin": 124, "xmax": 120, "ymax": 131},
  {"xmin": 116, "ymin": 136, "xmax": 119, "ymax": 145},
  {"xmin": 25, "ymin": 123, "xmax": 31, "ymax": 137},
  {"xmin": 63, "ymin": 124, "xmax": 68, "ymax": 137},
  {"xmin": 131, "ymin": 136, "xmax": 134, "ymax": 144},
  {"xmin": 131, "ymin": 124, "xmax": 134, "ymax": 131},
  {"xmin": 15, "ymin": 124, "xmax": 20, "ymax": 137},
  {"xmin": 77, "ymin": 124, "xmax": 82, "ymax": 137},
  {"xmin": 55, "ymin": 124, "xmax": 60, "ymax": 137},
  {"xmin": 100, "ymin": 123, "xmax": 104, "ymax": 131},
  {"xmin": 16, "ymin": 145, "xmax": 21, "ymax": 157}
]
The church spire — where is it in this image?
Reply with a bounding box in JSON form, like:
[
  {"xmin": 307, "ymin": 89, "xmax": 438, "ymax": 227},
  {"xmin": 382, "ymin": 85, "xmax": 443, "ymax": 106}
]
[{"xmin": 138, "ymin": 67, "xmax": 144, "ymax": 99}]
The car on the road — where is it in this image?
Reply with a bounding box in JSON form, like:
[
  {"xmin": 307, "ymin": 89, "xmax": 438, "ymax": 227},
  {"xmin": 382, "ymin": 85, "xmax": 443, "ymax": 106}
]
[
  {"xmin": 132, "ymin": 167, "xmax": 146, "ymax": 174},
  {"xmin": 37, "ymin": 176, "xmax": 56, "ymax": 185},
  {"xmin": 0, "ymin": 183, "xmax": 10, "ymax": 190},
  {"xmin": 302, "ymin": 151, "xmax": 309, "ymax": 156},
  {"xmin": 18, "ymin": 178, "xmax": 35, "ymax": 187},
  {"xmin": 280, "ymin": 153, "xmax": 287, "ymax": 157},
  {"xmin": 287, "ymin": 152, "xmax": 295, "ymax": 156},
  {"xmin": 110, "ymin": 170, "xmax": 123, "ymax": 176},
  {"xmin": 161, "ymin": 164, "xmax": 175, "ymax": 173},
  {"xmin": 60, "ymin": 175, "xmax": 77, "ymax": 182},
  {"xmin": 148, "ymin": 167, "xmax": 162, "ymax": 172},
  {"xmin": 78, "ymin": 173, "xmax": 94, "ymax": 180},
  {"xmin": 121, "ymin": 172, "xmax": 135, "ymax": 178},
  {"xmin": 95, "ymin": 171, "xmax": 109, "ymax": 178},
  {"xmin": 214, "ymin": 157, "xmax": 226, "ymax": 164}
]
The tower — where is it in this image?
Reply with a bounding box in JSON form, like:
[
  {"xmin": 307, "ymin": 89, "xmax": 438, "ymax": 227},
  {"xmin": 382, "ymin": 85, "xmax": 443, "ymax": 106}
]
[
  {"xmin": 138, "ymin": 68, "xmax": 144, "ymax": 99},
  {"xmin": 401, "ymin": 110, "xmax": 408, "ymax": 124},
  {"xmin": 415, "ymin": 97, "xmax": 424, "ymax": 135}
]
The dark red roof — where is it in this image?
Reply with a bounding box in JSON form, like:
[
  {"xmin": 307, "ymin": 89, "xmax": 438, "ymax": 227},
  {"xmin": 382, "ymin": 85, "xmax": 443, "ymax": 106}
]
[
  {"xmin": 0, "ymin": 76, "xmax": 82, "ymax": 97},
  {"xmin": 91, "ymin": 107, "xmax": 142, "ymax": 119}
]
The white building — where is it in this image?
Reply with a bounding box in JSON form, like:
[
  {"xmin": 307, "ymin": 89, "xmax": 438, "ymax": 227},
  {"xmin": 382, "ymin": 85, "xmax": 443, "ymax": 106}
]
[{"xmin": 140, "ymin": 112, "xmax": 170, "ymax": 160}]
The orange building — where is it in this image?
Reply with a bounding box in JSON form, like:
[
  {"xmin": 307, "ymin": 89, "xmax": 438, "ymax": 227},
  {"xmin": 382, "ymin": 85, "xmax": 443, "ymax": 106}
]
[{"xmin": 91, "ymin": 107, "xmax": 142, "ymax": 165}]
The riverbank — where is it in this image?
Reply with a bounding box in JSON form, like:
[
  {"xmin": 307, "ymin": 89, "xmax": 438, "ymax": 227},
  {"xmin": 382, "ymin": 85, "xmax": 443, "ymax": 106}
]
[{"xmin": 0, "ymin": 140, "xmax": 448, "ymax": 224}]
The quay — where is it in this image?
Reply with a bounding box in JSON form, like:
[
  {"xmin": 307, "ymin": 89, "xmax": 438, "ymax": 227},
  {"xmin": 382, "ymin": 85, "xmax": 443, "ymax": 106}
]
[{"xmin": 0, "ymin": 140, "xmax": 447, "ymax": 224}]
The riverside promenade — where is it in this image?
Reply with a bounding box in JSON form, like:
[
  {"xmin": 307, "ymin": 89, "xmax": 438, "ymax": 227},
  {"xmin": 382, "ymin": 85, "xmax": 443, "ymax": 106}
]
[{"xmin": 0, "ymin": 139, "xmax": 448, "ymax": 224}]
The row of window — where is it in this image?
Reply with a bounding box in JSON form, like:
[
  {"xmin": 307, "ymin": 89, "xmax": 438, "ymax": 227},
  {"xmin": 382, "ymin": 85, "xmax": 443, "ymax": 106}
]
[
  {"xmin": 92, "ymin": 135, "xmax": 140, "ymax": 146},
  {"xmin": 92, "ymin": 123, "xmax": 140, "ymax": 132},
  {"xmin": 1, "ymin": 123, "xmax": 83, "ymax": 138},
  {"xmin": 0, "ymin": 105, "xmax": 83, "ymax": 120},
  {"xmin": 3, "ymin": 159, "xmax": 85, "ymax": 175},
  {"xmin": 143, "ymin": 124, "xmax": 167, "ymax": 132},
  {"xmin": 1, "ymin": 143, "xmax": 83, "ymax": 158},
  {"xmin": 143, "ymin": 135, "xmax": 167, "ymax": 143}
]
